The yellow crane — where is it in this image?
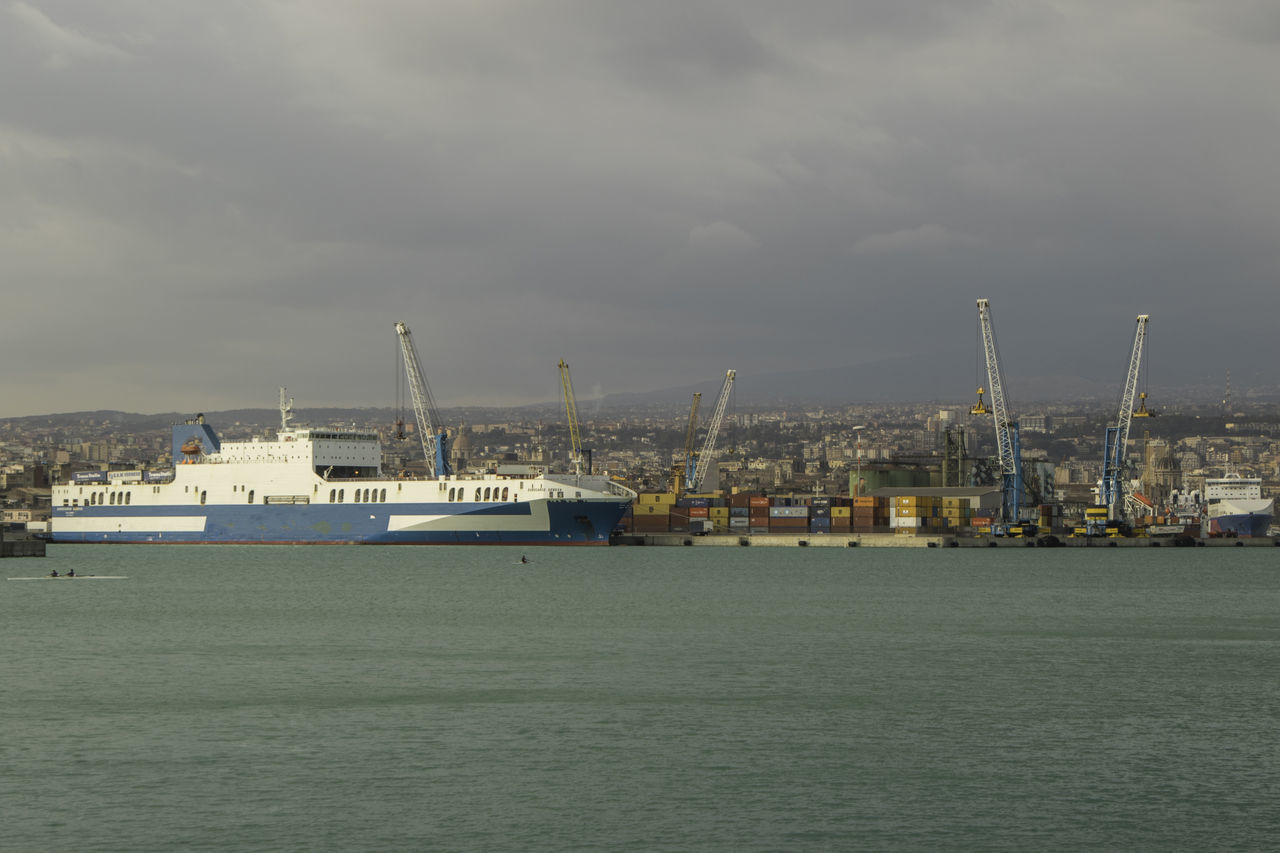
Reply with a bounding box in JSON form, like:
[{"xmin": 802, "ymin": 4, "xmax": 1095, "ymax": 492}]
[
  {"xmin": 558, "ymin": 359, "xmax": 585, "ymax": 475},
  {"xmin": 674, "ymin": 392, "xmax": 702, "ymax": 493}
]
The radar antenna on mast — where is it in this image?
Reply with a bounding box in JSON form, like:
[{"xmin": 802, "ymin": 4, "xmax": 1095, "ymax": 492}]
[{"xmin": 278, "ymin": 387, "xmax": 294, "ymax": 432}]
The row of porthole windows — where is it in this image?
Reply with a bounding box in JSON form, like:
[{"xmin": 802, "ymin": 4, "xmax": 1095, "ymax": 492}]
[
  {"xmin": 69, "ymin": 491, "xmax": 132, "ymax": 506},
  {"xmin": 449, "ymin": 486, "xmax": 512, "ymax": 502},
  {"xmin": 329, "ymin": 488, "xmax": 388, "ymax": 503}
]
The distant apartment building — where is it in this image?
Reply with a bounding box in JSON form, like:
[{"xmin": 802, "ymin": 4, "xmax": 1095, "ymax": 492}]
[{"xmin": 1020, "ymin": 414, "xmax": 1052, "ymax": 434}]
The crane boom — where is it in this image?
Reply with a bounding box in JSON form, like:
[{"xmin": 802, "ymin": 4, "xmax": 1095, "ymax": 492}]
[
  {"xmin": 681, "ymin": 393, "xmax": 702, "ymax": 489},
  {"xmin": 394, "ymin": 321, "xmax": 451, "ymax": 478},
  {"xmin": 975, "ymin": 299, "xmax": 1022, "ymax": 522},
  {"xmin": 688, "ymin": 369, "xmax": 735, "ymax": 493},
  {"xmin": 559, "ymin": 359, "xmax": 585, "ymax": 475},
  {"xmin": 1102, "ymin": 315, "xmax": 1149, "ymax": 520}
]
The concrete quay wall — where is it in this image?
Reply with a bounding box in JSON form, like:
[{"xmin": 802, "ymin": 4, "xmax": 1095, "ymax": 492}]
[
  {"xmin": 613, "ymin": 533, "xmax": 1279, "ymax": 549},
  {"xmin": 1, "ymin": 537, "xmax": 47, "ymax": 557}
]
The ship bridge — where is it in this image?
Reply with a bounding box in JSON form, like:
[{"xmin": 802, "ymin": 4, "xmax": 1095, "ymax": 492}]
[{"xmin": 301, "ymin": 428, "xmax": 382, "ymax": 479}]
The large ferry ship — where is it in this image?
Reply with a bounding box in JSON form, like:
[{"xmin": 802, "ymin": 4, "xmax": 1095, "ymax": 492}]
[
  {"xmin": 1204, "ymin": 473, "xmax": 1274, "ymax": 538},
  {"xmin": 51, "ymin": 397, "xmax": 635, "ymax": 545}
]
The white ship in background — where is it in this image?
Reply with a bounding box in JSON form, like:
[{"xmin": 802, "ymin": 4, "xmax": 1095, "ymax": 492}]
[{"xmin": 1203, "ymin": 472, "xmax": 1273, "ymax": 538}]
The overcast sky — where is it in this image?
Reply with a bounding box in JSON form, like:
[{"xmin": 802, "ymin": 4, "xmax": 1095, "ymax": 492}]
[{"xmin": 3, "ymin": 0, "xmax": 1277, "ymax": 416}]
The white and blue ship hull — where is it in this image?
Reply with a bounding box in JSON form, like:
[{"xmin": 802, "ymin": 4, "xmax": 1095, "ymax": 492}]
[
  {"xmin": 1203, "ymin": 474, "xmax": 1273, "ymax": 539},
  {"xmin": 53, "ymin": 497, "xmax": 630, "ymax": 544},
  {"xmin": 1207, "ymin": 507, "xmax": 1273, "ymax": 539},
  {"xmin": 52, "ymin": 412, "xmax": 635, "ymax": 546}
]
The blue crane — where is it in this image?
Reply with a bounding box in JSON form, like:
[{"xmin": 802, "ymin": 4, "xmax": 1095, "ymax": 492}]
[
  {"xmin": 1101, "ymin": 315, "xmax": 1150, "ymax": 523},
  {"xmin": 972, "ymin": 299, "xmax": 1022, "ymax": 524},
  {"xmin": 394, "ymin": 321, "xmax": 452, "ymax": 478}
]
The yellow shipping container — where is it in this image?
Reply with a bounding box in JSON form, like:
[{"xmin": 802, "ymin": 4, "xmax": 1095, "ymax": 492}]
[
  {"xmin": 831, "ymin": 506, "xmax": 851, "ymax": 518},
  {"xmin": 709, "ymin": 507, "xmax": 730, "ymax": 519},
  {"xmin": 639, "ymin": 493, "xmax": 677, "ymax": 506}
]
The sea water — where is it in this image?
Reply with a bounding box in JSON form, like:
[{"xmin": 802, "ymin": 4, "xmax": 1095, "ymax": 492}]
[{"xmin": 4, "ymin": 544, "xmax": 1279, "ymax": 852}]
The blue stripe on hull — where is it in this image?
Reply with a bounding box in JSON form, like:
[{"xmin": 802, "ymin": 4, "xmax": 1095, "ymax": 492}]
[
  {"xmin": 51, "ymin": 500, "xmax": 630, "ymax": 545},
  {"xmin": 1209, "ymin": 513, "xmax": 1273, "ymax": 538}
]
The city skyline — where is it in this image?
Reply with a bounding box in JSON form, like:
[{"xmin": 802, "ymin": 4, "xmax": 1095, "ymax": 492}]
[{"xmin": 4, "ymin": 2, "xmax": 1278, "ymax": 417}]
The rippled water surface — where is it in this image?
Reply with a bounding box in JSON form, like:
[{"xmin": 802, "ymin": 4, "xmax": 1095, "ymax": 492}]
[{"xmin": 5, "ymin": 544, "xmax": 1279, "ymax": 851}]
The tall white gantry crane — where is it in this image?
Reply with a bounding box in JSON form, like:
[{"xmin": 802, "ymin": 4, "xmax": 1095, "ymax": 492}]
[
  {"xmin": 1101, "ymin": 314, "xmax": 1150, "ymax": 521},
  {"xmin": 972, "ymin": 299, "xmax": 1022, "ymax": 523},
  {"xmin": 394, "ymin": 321, "xmax": 452, "ymax": 478},
  {"xmin": 558, "ymin": 359, "xmax": 585, "ymax": 475},
  {"xmin": 686, "ymin": 369, "xmax": 735, "ymax": 493}
]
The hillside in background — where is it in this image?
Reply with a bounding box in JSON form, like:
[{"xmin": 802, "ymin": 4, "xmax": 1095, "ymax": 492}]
[{"xmin": 5, "ymin": 354, "xmax": 1273, "ymax": 428}]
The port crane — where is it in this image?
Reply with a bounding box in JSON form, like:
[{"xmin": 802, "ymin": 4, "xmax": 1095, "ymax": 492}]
[
  {"xmin": 1101, "ymin": 314, "xmax": 1150, "ymax": 522},
  {"xmin": 972, "ymin": 299, "xmax": 1022, "ymax": 523},
  {"xmin": 679, "ymin": 392, "xmax": 702, "ymax": 491},
  {"xmin": 394, "ymin": 321, "xmax": 452, "ymax": 478},
  {"xmin": 686, "ymin": 370, "xmax": 736, "ymax": 494},
  {"xmin": 558, "ymin": 359, "xmax": 586, "ymax": 475}
]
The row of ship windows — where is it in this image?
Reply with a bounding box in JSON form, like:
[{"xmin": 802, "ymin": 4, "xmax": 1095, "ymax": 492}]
[
  {"xmin": 330, "ymin": 488, "xmax": 388, "ymax": 503},
  {"xmin": 451, "ymin": 486, "xmax": 512, "ymax": 502},
  {"xmin": 69, "ymin": 491, "xmax": 131, "ymax": 506},
  {"xmin": 66, "ymin": 484, "xmax": 579, "ymax": 507},
  {"xmin": 67, "ymin": 483, "xmax": 169, "ymax": 506}
]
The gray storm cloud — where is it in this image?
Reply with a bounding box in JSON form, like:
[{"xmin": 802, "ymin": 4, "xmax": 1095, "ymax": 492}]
[{"xmin": 2, "ymin": 1, "xmax": 1277, "ymax": 415}]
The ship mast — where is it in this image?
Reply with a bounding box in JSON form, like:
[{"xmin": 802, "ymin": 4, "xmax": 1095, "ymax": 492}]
[{"xmin": 278, "ymin": 387, "xmax": 294, "ymax": 432}]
